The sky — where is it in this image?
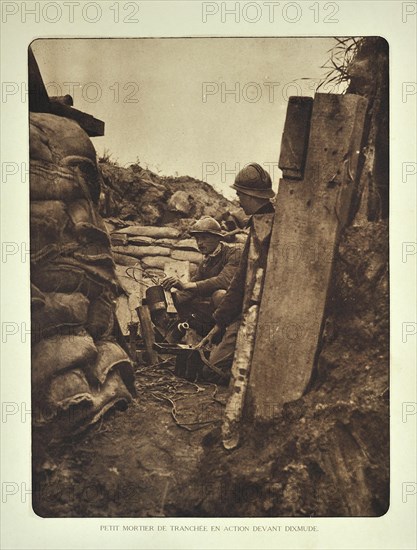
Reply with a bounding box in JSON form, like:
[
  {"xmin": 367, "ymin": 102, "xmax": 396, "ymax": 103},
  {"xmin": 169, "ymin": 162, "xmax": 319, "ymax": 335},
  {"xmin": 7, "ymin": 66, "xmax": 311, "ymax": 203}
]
[{"xmin": 32, "ymin": 37, "xmax": 337, "ymax": 199}]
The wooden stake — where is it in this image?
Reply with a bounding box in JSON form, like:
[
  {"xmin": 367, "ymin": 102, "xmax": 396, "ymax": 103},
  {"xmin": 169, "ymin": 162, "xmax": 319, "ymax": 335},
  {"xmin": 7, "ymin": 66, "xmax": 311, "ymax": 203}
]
[
  {"xmin": 137, "ymin": 305, "xmax": 158, "ymax": 365},
  {"xmin": 221, "ymin": 220, "xmax": 272, "ymax": 450},
  {"xmin": 222, "ymin": 303, "xmax": 260, "ymax": 450}
]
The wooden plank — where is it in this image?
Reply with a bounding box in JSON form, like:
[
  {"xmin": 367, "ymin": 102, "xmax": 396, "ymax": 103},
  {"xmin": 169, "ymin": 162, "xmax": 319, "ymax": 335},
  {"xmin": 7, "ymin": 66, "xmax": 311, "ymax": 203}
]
[
  {"xmin": 128, "ymin": 321, "xmax": 139, "ymax": 360},
  {"xmin": 222, "ymin": 304, "xmax": 259, "ymax": 449},
  {"xmin": 28, "ymin": 47, "xmax": 51, "ymax": 113},
  {"xmin": 29, "ymin": 47, "xmax": 105, "ymax": 136},
  {"xmin": 222, "ymin": 258, "xmax": 265, "ymax": 450},
  {"xmin": 248, "ymin": 93, "xmax": 368, "ymax": 422},
  {"xmin": 279, "ymin": 96, "xmax": 313, "ymax": 180},
  {"xmin": 115, "ymin": 265, "xmax": 142, "ymax": 320},
  {"xmin": 137, "ymin": 305, "xmax": 158, "ymax": 365},
  {"xmin": 221, "ymin": 219, "xmax": 271, "ymax": 449},
  {"xmin": 49, "ymin": 95, "xmax": 73, "ymax": 106},
  {"xmin": 49, "ymin": 101, "xmax": 105, "ymax": 137},
  {"xmin": 115, "ymin": 295, "xmax": 131, "ymax": 336}
]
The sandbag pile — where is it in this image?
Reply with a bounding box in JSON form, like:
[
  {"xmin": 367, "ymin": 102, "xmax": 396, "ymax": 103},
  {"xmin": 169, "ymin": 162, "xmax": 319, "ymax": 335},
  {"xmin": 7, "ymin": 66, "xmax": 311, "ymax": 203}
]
[
  {"xmin": 108, "ymin": 225, "xmax": 202, "ymax": 333},
  {"xmin": 30, "ymin": 112, "xmax": 135, "ymax": 439},
  {"xmin": 110, "ymin": 225, "xmax": 203, "ymax": 273}
]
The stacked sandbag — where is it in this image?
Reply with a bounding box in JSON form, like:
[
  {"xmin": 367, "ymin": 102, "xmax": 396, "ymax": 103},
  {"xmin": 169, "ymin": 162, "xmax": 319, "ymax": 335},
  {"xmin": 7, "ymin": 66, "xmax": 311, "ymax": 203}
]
[
  {"xmin": 30, "ymin": 112, "xmax": 135, "ymax": 439},
  {"xmin": 111, "ymin": 225, "xmax": 203, "ymax": 276},
  {"xmin": 109, "ymin": 225, "xmax": 203, "ymax": 334}
]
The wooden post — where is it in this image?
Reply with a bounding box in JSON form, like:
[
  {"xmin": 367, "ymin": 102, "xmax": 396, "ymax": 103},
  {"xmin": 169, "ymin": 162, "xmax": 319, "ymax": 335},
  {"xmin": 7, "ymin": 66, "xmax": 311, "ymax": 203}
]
[
  {"xmin": 137, "ymin": 305, "xmax": 158, "ymax": 365},
  {"xmin": 28, "ymin": 47, "xmax": 50, "ymax": 113},
  {"xmin": 49, "ymin": 101, "xmax": 105, "ymax": 137},
  {"xmin": 221, "ymin": 215, "xmax": 273, "ymax": 449},
  {"xmin": 279, "ymin": 96, "xmax": 313, "ymax": 180},
  {"xmin": 248, "ymin": 93, "xmax": 368, "ymax": 422},
  {"xmin": 29, "ymin": 47, "xmax": 105, "ymax": 137},
  {"xmin": 127, "ymin": 321, "xmax": 139, "ymax": 361},
  {"xmin": 222, "ymin": 303, "xmax": 260, "ymax": 449}
]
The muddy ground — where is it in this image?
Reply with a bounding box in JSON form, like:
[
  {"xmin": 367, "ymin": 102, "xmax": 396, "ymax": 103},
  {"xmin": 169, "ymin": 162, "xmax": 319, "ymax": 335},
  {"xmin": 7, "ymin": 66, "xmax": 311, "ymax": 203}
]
[{"xmin": 33, "ymin": 361, "xmax": 230, "ymax": 518}]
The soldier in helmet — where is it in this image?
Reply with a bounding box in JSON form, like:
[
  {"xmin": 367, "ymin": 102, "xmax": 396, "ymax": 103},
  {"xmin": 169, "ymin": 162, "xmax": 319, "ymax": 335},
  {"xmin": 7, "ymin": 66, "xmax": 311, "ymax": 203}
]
[
  {"xmin": 199, "ymin": 163, "xmax": 275, "ymax": 384},
  {"xmin": 161, "ymin": 216, "xmax": 243, "ymax": 334}
]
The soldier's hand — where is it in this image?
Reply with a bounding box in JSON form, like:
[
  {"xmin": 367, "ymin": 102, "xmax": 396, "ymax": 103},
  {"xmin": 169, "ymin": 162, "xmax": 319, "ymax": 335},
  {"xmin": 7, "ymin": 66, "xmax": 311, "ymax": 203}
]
[
  {"xmin": 196, "ymin": 324, "xmax": 221, "ymax": 349},
  {"xmin": 161, "ymin": 276, "xmax": 183, "ymax": 290}
]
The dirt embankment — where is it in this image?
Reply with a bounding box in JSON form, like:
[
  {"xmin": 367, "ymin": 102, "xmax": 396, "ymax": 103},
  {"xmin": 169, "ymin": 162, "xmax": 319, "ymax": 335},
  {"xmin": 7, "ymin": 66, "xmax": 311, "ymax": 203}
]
[{"xmin": 98, "ymin": 161, "xmax": 235, "ymax": 226}]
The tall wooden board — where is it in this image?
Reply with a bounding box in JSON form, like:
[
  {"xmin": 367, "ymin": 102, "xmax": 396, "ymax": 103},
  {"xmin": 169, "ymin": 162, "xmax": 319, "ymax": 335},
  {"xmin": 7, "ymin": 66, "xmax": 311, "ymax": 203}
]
[
  {"xmin": 248, "ymin": 93, "xmax": 368, "ymax": 421},
  {"xmin": 279, "ymin": 96, "xmax": 313, "ymax": 180}
]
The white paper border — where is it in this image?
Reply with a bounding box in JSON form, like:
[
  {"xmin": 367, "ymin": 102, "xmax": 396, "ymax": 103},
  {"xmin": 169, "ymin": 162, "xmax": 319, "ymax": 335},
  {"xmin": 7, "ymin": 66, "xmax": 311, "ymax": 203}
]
[{"xmin": 1, "ymin": 1, "xmax": 416, "ymax": 549}]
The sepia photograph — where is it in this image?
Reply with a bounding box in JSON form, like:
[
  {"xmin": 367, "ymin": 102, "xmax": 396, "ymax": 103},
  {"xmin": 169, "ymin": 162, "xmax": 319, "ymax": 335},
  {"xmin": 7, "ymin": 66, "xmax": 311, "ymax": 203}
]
[{"xmin": 28, "ymin": 35, "xmax": 390, "ymax": 519}]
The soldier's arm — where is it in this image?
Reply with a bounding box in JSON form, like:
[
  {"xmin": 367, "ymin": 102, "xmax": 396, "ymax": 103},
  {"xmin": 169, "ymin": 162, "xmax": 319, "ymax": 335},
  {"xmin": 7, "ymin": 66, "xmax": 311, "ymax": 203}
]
[
  {"xmin": 162, "ymin": 261, "xmax": 203, "ymax": 291},
  {"xmin": 212, "ymin": 242, "xmax": 248, "ymax": 327}
]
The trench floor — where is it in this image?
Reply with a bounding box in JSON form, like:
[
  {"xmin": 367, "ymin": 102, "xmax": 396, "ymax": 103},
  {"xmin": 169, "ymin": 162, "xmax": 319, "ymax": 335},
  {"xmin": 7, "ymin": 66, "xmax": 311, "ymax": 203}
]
[{"xmin": 33, "ymin": 360, "xmax": 229, "ymax": 517}]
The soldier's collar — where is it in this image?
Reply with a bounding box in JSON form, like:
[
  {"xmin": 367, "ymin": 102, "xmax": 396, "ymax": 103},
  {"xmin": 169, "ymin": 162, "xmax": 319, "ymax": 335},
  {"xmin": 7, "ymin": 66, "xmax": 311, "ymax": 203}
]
[{"xmin": 246, "ymin": 201, "xmax": 275, "ymax": 227}]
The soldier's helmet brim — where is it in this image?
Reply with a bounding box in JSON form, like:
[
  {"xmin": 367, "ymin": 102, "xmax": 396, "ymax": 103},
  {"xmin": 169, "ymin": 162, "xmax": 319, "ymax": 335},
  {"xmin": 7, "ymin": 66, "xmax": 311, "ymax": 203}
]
[
  {"xmin": 231, "ymin": 183, "xmax": 275, "ymax": 199},
  {"xmin": 189, "ymin": 229, "xmax": 224, "ymax": 237}
]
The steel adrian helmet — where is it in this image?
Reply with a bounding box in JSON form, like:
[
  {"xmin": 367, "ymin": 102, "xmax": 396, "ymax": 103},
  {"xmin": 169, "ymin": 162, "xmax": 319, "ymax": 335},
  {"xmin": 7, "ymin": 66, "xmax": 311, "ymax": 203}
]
[
  {"xmin": 189, "ymin": 217, "xmax": 223, "ymax": 237},
  {"xmin": 231, "ymin": 163, "xmax": 275, "ymax": 199}
]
